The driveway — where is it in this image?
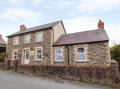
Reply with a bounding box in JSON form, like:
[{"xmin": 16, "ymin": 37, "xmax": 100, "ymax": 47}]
[{"xmin": 0, "ymin": 70, "xmax": 117, "ymax": 89}]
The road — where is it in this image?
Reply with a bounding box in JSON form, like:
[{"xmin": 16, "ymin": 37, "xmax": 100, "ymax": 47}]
[{"xmin": 0, "ymin": 70, "xmax": 117, "ymax": 89}]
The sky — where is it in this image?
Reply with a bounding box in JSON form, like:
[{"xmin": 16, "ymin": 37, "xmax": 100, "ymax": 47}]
[{"xmin": 0, "ymin": 0, "xmax": 120, "ymax": 45}]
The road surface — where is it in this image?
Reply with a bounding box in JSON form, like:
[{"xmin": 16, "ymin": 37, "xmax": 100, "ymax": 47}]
[{"xmin": 0, "ymin": 70, "xmax": 117, "ymax": 89}]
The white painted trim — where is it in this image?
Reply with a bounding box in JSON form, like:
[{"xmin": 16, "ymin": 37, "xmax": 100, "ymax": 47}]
[
  {"xmin": 34, "ymin": 47, "xmax": 43, "ymax": 61},
  {"xmin": 75, "ymin": 47, "xmax": 87, "ymax": 62},
  {"xmin": 35, "ymin": 32, "xmax": 43, "ymax": 42},
  {"xmin": 13, "ymin": 36, "xmax": 19, "ymax": 46},
  {"xmin": 55, "ymin": 48, "xmax": 63, "ymax": 62},
  {"xmin": 24, "ymin": 34, "xmax": 31, "ymax": 44},
  {"xmin": 22, "ymin": 48, "xmax": 30, "ymax": 64}
]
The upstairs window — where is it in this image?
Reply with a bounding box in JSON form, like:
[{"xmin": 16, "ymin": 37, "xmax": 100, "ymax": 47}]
[
  {"xmin": 24, "ymin": 34, "xmax": 30, "ymax": 44},
  {"xmin": 35, "ymin": 32, "xmax": 43, "ymax": 42},
  {"xmin": 76, "ymin": 48, "xmax": 86, "ymax": 62},
  {"xmin": 55, "ymin": 48, "xmax": 63, "ymax": 62},
  {"xmin": 13, "ymin": 36, "xmax": 19, "ymax": 45}
]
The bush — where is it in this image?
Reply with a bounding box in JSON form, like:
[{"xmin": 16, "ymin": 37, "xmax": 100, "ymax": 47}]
[
  {"xmin": 0, "ymin": 46, "xmax": 6, "ymax": 52},
  {"xmin": 110, "ymin": 44, "xmax": 120, "ymax": 63},
  {"xmin": 0, "ymin": 46, "xmax": 6, "ymax": 62}
]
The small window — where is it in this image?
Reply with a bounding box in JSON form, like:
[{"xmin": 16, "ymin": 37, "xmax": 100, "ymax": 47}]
[
  {"xmin": 24, "ymin": 34, "xmax": 30, "ymax": 44},
  {"xmin": 77, "ymin": 48, "xmax": 86, "ymax": 62},
  {"xmin": 55, "ymin": 48, "xmax": 62, "ymax": 62},
  {"xmin": 35, "ymin": 32, "xmax": 43, "ymax": 42},
  {"xmin": 13, "ymin": 36, "xmax": 19, "ymax": 45},
  {"xmin": 12, "ymin": 49, "xmax": 18, "ymax": 60},
  {"xmin": 35, "ymin": 48, "xmax": 42, "ymax": 61}
]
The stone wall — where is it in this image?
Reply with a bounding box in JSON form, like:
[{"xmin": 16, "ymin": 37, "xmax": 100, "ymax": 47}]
[
  {"xmin": 6, "ymin": 28, "xmax": 53, "ymax": 65},
  {"xmin": 54, "ymin": 41, "xmax": 111, "ymax": 66},
  {"xmin": 15, "ymin": 61, "xmax": 120, "ymax": 85},
  {"xmin": 87, "ymin": 42, "xmax": 111, "ymax": 66}
]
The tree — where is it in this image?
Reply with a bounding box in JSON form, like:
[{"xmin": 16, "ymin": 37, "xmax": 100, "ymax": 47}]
[
  {"xmin": 110, "ymin": 44, "xmax": 120, "ymax": 63},
  {"xmin": 0, "ymin": 46, "xmax": 6, "ymax": 62}
]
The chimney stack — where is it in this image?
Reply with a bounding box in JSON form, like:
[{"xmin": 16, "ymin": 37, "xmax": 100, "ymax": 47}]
[
  {"xmin": 20, "ymin": 24, "xmax": 27, "ymax": 31},
  {"xmin": 98, "ymin": 20, "xmax": 104, "ymax": 29}
]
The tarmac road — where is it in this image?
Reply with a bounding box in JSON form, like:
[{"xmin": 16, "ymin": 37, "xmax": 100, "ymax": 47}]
[{"xmin": 0, "ymin": 70, "xmax": 117, "ymax": 89}]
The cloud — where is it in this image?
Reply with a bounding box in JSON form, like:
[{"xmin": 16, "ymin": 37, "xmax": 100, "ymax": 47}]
[
  {"xmin": 31, "ymin": 0, "xmax": 44, "ymax": 5},
  {"xmin": 9, "ymin": 0, "xmax": 25, "ymax": 4},
  {"xmin": 105, "ymin": 24, "xmax": 120, "ymax": 45},
  {"xmin": 0, "ymin": 7, "xmax": 43, "ymax": 22},
  {"xmin": 64, "ymin": 16, "xmax": 98, "ymax": 33},
  {"xmin": 78, "ymin": 0, "xmax": 120, "ymax": 13},
  {"xmin": 64, "ymin": 16, "xmax": 120, "ymax": 46}
]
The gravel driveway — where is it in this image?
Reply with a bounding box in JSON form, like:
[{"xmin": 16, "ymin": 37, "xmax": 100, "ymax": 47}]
[{"xmin": 0, "ymin": 70, "xmax": 118, "ymax": 89}]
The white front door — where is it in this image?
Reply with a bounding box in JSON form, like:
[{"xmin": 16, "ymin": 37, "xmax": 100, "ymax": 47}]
[{"xmin": 23, "ymin": 48, "xmax": 30, "ymax": 64}]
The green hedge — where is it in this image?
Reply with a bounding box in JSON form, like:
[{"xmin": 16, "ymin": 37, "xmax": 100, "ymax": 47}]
[
  {"xmin": 0, "ymin": 46, "xmax": 6, "ymax": 52},
  {"xmin": 0, "ymin": 46, "xmax": 6, "ymax": 62}
]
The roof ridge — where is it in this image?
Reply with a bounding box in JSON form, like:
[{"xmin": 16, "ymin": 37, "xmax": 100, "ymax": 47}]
[
  {"xmin": 7, "ymin": 20, "xmax": 62, "ymax": 37},
  {"xmin": 27, "ymin": 20, "xmax": 62, "ymax": 30},
  {"xmin": 65, "ymin": 29, "xmax": 105, "ymax": 35}
]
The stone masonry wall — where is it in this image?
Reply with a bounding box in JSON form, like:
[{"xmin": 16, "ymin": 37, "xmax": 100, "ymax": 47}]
[
  {"xmin": 54, "ymin": 41, "xmax": 111, "ymax": 66},
  {"xmin": 6, "ymin": 29, "xmax": 53, "ymax": 65}
]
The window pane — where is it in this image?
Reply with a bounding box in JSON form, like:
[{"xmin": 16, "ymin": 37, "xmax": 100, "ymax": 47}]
[
  {"xmin": 55, "ymin": 48, "xmax": 62, "ymax": 61},
  {"xmin": 37, "ymin": 54, "xmax": 41, "ymax": 59},
  {"xmin": 24, "ymin": 35, "xmax": 30, "ymax": 44},
  {"xmin": 36, "ymin": 32, "xmax": 43, "ymax": 42},
  {"xmin": 77, "ymin": 48, "xmax": 85, "ymax": 61},
  {"xmin": 37, "ymin": 50, "xmax": 41, "ymax": 53},
  {"xmin": 13, "ymin": 37, "xmax": 19, "ymax": 45},
  {"xmin": 56, "ymin": 55, "xmax": 62, "ymax": 60},
  {"xmin": 56, "ymin": 49, "xmax": 61, "ymax": 54},
  {"xmin": 78, "ymin": 54, "xmax": 85, "ymax": 60},
  {"xmin": 35, "ymin": 48, "xmax": 42, "ymax": 60},
  {"xmin": 26, "ymin": 50, "xmax": 29, "ymax": 59},
  {"xmin": 77, "ymin": 48, "xmax": 84, "ymax": 53}
]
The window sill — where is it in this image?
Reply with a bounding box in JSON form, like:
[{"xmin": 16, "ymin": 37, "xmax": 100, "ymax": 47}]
[
  {"xmin": 34, "ymin": 60, "xmax": 42, "ymax": 62},
  {"xmin": 24, "ymin": 43, "xmax": 30, "ymax": 45},
  {"xmin": 76, "ymin": 61, "xmax": 88, "ymax": 63},
  {"xmin": 35, "ymin": 41, "xmax": 43, "ymax": 43},
  {"xmin": 13, "ymin": 45, "xmax": 19, "ymax": 46},
  {"xmin": 54, "ymin": 61, "xmax": 63, "ymax": 63}
]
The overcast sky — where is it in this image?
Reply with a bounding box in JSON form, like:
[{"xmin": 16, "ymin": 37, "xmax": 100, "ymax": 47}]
[{"xmin": 0, "ymin": 0, "xmax": 120, "ymax": 45}]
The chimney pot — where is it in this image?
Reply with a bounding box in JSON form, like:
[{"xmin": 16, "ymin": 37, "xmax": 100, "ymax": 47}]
[
  {"xmin": 20, "ymin": 24, "xmax": 27, "ymax": 31},
  {"xmin": 98, "ymin": 19, "xmax": 104, "ymax": 29}
]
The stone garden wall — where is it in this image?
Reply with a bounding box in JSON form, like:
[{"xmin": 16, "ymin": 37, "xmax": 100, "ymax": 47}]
[
  {"xmin": 0, "ymin": 60, "xmax": 120, "ymax": 85},
  {"xmin": 16, "ymin": 60, "xmax": 120, "ymax": 85}
]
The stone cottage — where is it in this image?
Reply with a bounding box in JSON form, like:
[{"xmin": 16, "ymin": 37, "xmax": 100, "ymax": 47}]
[{"xmin": 6, "ymin": 20, "xmax": 111, "ymax": 66}]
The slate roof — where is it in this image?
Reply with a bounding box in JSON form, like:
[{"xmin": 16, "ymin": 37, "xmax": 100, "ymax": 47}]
[
  {"xmin": 7, "ymin": 20, "xmax": 62, "ymax": 37},
  {"xmin": 0, "ymin": 36, "xmax": 6, "ymax": 45},
  {"xmin": 54, "ymin": 29, "xmax": 109, "ymax": 46}
]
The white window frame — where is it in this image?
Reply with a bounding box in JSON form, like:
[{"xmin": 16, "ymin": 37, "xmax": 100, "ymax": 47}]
[
  {"xmin": 12, "ymin": 49, "xmax": 18, "ymax": 60},
  {"xmin": 55, "ymin": 48, "xmax": 63, "ymax": 62},
  {"xmin": 13, "ymin": 36, "xmax": 19, "ymax": 45},
  {"xmin": 76, "ymin": 48, "xmax": 86, "ymax": 62},
  {"xmin": 35, "ymin": 32, "xmax": 43, "ymax": 42},
  {"xmin": 24, "ymin": 34, "xmax": 30, "ymax": 44},
  {"xmin": 34, "ymin": 47, "xmax": 42, "ymax": 61}
]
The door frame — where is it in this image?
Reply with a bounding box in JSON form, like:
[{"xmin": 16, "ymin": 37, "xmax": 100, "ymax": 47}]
[{"xmin": 22, "ymin": 48, "xmax": 30, "ymax": 64}]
